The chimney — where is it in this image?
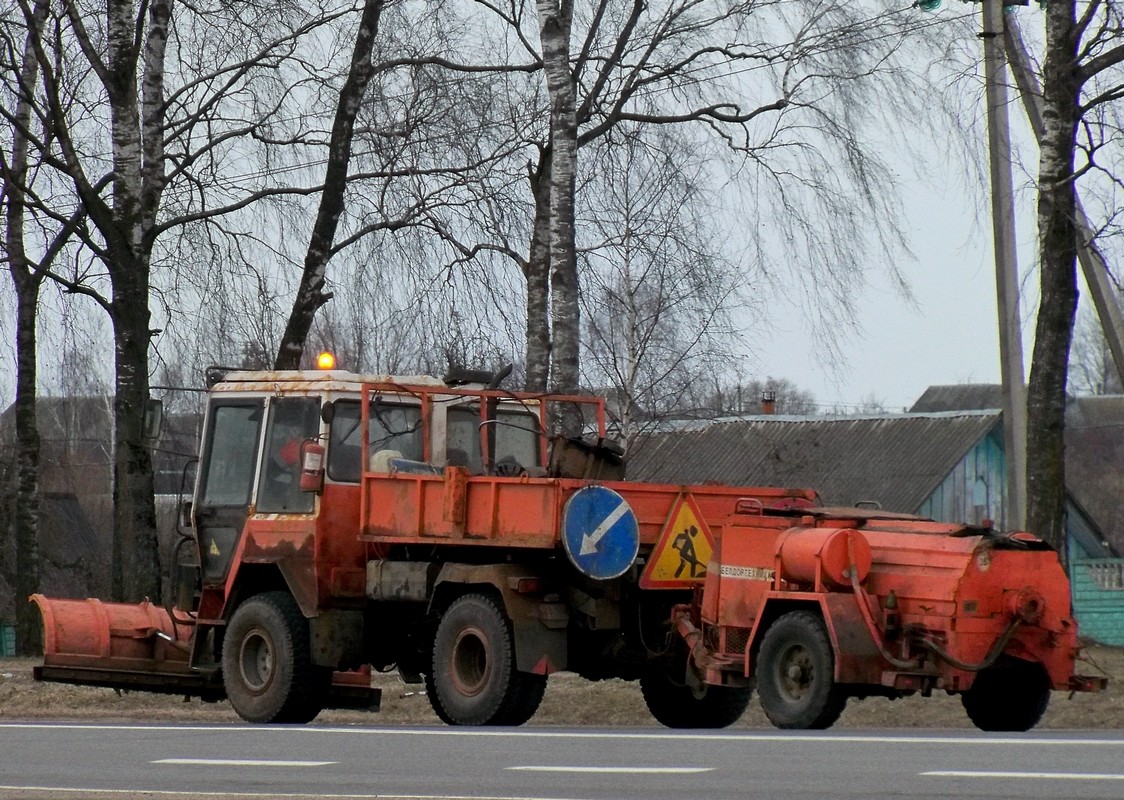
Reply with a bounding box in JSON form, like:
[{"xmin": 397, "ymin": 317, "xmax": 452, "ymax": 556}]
[{"xmin": 760, "ymin": 389, "xmax": 777, "ymax": 415}]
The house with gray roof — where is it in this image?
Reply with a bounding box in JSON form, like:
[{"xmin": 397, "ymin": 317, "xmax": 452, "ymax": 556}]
[
  {"xmin": 630, "ymin": 409, "xmax": 1015, "ymax": 526},
  {"xmin": 628, "ymin": 385, "xmax": 1124, "ymax": 644}
]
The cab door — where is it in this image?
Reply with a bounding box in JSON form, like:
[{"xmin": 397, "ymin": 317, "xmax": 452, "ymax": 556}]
[{"xmin": 194, "ymin": 400, "xmax": 264, "ymax": 584}]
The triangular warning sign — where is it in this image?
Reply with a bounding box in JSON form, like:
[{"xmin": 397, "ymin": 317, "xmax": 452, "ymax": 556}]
[{"xmin": 640, "ymin": 494, "xmax": 715, "ymax": 589}]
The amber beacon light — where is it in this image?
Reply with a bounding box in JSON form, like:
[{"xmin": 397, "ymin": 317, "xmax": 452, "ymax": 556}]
[{"xmin": 316, "ymin": 351, "xmax": 336, "ymax": 370}]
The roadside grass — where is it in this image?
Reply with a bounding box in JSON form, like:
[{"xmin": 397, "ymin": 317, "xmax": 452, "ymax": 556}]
[{"xmin": 2, "ymin": 644, "xmax": 1120, "ymax": 729}]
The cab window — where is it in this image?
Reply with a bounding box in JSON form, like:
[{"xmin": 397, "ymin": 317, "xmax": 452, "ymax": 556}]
[
  {"xmin": 495, "ymin": 408, "xmax": 540, "ymax": 466},
  {"xmin": 446, "ymin": 406, "xmax": 483, "ymax": 472},
  {"xmin": 328, "ymin": 401, "xmax": 363, "ymax": 482},
  {"xmin": 256, "ymin": 397, "xmax": 320, "ymax": 513},
  {"xmin": 199, "ymin": 403, "xmax": 263, "ymax": 507},
  {"xmin": 369, "ymin": 399, "xmax": 424, "ymax": 460},
  {"xmin": 446, "ymin": 404, "xmax": 539, "ymax": 472},
  {"xmin": 328, "ymin": 399, "xmax": 423, "ymax": 482}
]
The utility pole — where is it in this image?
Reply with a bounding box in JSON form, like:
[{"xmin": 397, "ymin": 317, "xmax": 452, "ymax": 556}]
[
  {"xmin": 981, "ymin": 0, "xmax": 1027, "ymax": 530},
  {"xmin": 1003, "ymin": 18, "xmax": 1124, "ymax": 389}
]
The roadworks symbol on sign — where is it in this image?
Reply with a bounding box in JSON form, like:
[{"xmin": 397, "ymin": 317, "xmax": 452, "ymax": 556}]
[{"xmin": 640, "ymin": 494, "xmax": 715, "ymax": 589}]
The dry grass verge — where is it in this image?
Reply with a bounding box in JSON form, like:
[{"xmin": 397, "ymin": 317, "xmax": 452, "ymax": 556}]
[{"xmin": 2, "ymin": 645, "xmax": 1120, "ymax": 729}]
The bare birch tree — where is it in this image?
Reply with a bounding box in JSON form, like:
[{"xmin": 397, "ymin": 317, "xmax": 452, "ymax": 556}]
[
  {"xmin": 415, "ymin": 0, "xmax": 942, "ymax": 412},
  {"xmin": 581, "ymin": 127, "xmax": 745, "ymax": 447},
  {"xmin": 1, "ymin": 0, "xmax": 49, "ymax": 652},
  {"xmin": 535, "ymin": 0, "xmax": 581, "ymax": 428},
  {"xmin": 2, "ymin": 0, "xmax": 364, "ymax": 601},
  {"xmin": 274, "ymin": 0, "xmax": 384, "ymax": 369},
  {"xmin": 1026, "ymin": 0, "xmax": 1124, "ymax": 552}
]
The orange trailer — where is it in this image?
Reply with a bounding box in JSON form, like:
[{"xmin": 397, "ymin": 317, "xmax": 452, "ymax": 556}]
[{"xmin": 669, "ymin": 504, "xmax": 1104, "ymax": 730}]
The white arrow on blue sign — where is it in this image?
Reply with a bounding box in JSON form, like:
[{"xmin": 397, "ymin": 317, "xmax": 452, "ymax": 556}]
[{"xmin": 562, "ymin": 485, "xmax": 639, "ymax": 580}]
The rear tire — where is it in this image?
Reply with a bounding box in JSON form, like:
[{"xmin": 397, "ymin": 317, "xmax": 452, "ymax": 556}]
[
  {"xmin": 222, "ymin": 591, "xmax": 328, "ymax": 724},
  {"xmin": 755, "ymin": 611, "xmax": 846, "ymax": 730},
  {"xmin": 641, "ymin": 667, "xmax": 751, "ymax": 728},
  {"xmin": 962, "ymin": 656, "xmax": 1050, "ymax": 732},
  {"xmin": 427, "ymin": 593, "xmax": 545, "ymax": 726}
]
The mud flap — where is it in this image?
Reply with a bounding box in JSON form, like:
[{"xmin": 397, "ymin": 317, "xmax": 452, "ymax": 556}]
[
  {"xmin": 818, "ymin": 593, "xmax": 885, "ymax": 685},
  {"xmin": 433, "ymin": 563, "xmax": 569, "ymax": 674}
]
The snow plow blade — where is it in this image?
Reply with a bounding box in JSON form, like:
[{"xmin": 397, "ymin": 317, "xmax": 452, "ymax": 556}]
[
  {"xmin": 31, "ymin": 594, "xmax": 380, "ymax": 709},
  {"xmin": 31, "ymin": 594, "xmax": 208, "ymax": 695}
]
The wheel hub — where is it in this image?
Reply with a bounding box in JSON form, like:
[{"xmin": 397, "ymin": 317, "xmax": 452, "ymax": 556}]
[
  {"xmin": 449, "ymin": 625, "xmax": 492, "ymax": 697},
  {"xmin": 777, "ymin": 644, "xmax": 813, "ymax": 701},
  {"xmin": 239, "ymin": 628, "xmax": 275, "ymax": 693}
]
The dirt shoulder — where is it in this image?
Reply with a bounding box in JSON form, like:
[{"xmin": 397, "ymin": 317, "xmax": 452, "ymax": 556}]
[{"xmin": 2, "ymin": 646, "xmax": 1120, "ymax": 729}]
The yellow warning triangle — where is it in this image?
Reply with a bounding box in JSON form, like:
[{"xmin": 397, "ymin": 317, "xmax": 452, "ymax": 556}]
[{"xmin": 640, "ymin": 494, "xmax": 714, "ymax": 589}]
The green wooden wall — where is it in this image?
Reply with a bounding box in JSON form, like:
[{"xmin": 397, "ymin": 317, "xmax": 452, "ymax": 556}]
[{"xmin": 1069, "ymin": 558, "xmax": 1124, "ymax": 646}]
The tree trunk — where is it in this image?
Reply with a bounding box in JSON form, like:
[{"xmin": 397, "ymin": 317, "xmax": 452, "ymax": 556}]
[
  {"xmin": 275, "ymin": 0, "xmax": 384, "ymax": 370},
  {"xmin": 6, "ymin": 0, "xmax": 49, "ymax": 654},
  {"xmin": 110, "ymin": 271, "xmax": 161, "ymax": 602},
  {"xmin": 537, "ymin": 0, "xmax": 581, "ymax": 433},
  {"xmin": 524, "ymin": 148, "xmax": 553, "ymax": 392},
  {"xmin": 11, "ymin": 272, "xmax": 42, "ymax": 655},
  {"xmin": 1025, "ymin": 0, "xmax": 1081, "ymax": 558},
  {"xmin": 102, "ymin": 0, "xmax": 162, "ymax": 602}
]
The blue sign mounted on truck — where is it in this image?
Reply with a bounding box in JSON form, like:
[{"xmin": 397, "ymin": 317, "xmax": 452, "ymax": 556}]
[{"xmin": 562, "ymin": 485, "xmax": 639, "ymax": 580}]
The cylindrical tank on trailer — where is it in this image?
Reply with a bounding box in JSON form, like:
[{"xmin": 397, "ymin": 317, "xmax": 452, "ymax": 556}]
[{"xmin": 774, "ymin": 527, "xmax": 871, "ymax": 589}]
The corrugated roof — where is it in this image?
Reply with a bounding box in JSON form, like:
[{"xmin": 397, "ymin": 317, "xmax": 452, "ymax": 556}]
[
  {"xmin": 1066, "ymin": 395, "xmax": 1124, "ymax": 554},
  {"xmin": 1069, "ymin": 395, "xmax": 1124, "ymax": 428},
  {"xmin": 909, "ymin": 384, "xmax": 1002, "ymax": 413},
  {"xmin": 628, "ymin": 411, "xmax": 1002, "ymax": 513}
]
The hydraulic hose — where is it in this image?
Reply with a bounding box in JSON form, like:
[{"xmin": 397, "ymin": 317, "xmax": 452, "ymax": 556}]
[
  {"xmin": 915, "ymin": 617, "xmax": 1022, "ymax": 673},
  {"xmin": 847, "ymin": 537, "xmax": 920, "ymax": 670}
]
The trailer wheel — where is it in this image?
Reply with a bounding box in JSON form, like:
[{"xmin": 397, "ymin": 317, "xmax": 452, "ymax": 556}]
[
  {"xmin": 756, "ymin": 611, "xmax": 846, "ymax": 729},
  {"xmin": 222, "ymin": 591, "xmax": 328, "ymax": 724},
  {"xmin": 427, "ymin": 593, "xmax": 546, "ymax": 725},
  {"xmin": 962, "ymin": 656, "xmax": 1050, "ymax": 732},
  {"xmin": 640, "ymin": 668, "xmax": 751, "ymax": 728}
]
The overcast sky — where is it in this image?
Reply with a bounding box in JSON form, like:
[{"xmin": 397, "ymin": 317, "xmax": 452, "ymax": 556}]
[{"xmin": 755, "ymin": 160, "xmax": 1043, "ymax": 414}]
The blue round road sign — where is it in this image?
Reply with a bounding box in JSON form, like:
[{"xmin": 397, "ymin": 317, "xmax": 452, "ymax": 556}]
[{"xmin": 562, "ymin": 485, "xmax": 639, "ymax": 580}]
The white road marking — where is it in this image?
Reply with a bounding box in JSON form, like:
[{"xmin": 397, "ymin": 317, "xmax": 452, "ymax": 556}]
[
  {"xmin": 923, "ymin": 770, "xmax": 1124, "ymax": 781},
  {"xmin": 3, "ymin": 723, "xmax": 1122, "ymax": 747},
  {"xmin": 0, "ymin": 790, "xmax": 581, "ymax": 800},
  {"xmin": 507, "ymin": 766, "xmax": 711, "ymax": 774},
  {"xmin": 153, "ymin": 757, "xmax": 336, "ymax": 767}
]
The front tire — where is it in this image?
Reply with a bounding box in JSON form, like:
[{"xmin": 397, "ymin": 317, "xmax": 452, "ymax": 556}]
[
  {"xmin": 962, "ymin": 656, "xmax": 1050, "ymax": 731},
  {"xmin": 427, "ymin": 593, "xmax": 545, "ymax": 725},
  {"xmin": 222, "ymin": 591, "xmax": 327, "ymax": 724},
  {"xmin": 641, "ymin": 667, "xmax": 751, "ymax": 728},
  {"xmin": 755, "ymin": 611, "xmax": 846, "ymax": 729}
]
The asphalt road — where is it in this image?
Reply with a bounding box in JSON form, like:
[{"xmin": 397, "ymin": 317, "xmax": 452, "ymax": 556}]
[{"xmin": 1, "ymin": 723, "xmax": 1123, "ymax": 800}]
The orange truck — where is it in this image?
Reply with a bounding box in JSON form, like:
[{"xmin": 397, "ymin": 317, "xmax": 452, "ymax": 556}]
[{"xmin": 32, "ymin": 366, "xmax": 1103, "ymax": 729}]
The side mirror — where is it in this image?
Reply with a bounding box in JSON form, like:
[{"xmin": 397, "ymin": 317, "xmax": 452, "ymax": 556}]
[
  {"xmin": 144, "ymin": 398, "xmax": 164, "ymax": 441},
  {"xmin": 299, "ymin": 440, "xmax": 326, "ymax": 493},
  {"xmin": 178, "ymin": 500, "xmax": 193, "ymax": 531}
]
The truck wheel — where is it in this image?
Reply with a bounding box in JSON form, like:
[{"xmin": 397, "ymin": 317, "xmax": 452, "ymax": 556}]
[
  {"xmin": 427, "ymin": 662, "xmax": 545, "ymax": 726},
  {"xmin": 756, "ymin": 611, "xmax": 846, "ymax": 729},
  {"xmin": 962, "ymin": 656, "xmax": 1050, "ymax": 731},
  {"xmin": 222, "ymin": 591, "xmax": 328, "ymax": 724},
  {"xmin": 428, "ymin": 593, "xmax": 545, "ymax": 725},
  {"xmin": 640, "ymin": 668, "xmax": 751, "ymax": 728}
]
